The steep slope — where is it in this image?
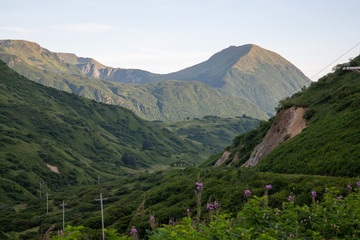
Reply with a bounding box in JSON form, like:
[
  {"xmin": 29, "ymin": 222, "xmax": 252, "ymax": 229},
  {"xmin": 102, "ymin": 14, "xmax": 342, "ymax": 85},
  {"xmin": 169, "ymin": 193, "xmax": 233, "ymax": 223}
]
[
  {"xmin": 165, "ymin": 44, "xmax": 311, "ymax": 115},
  {"xmin": 0, "ymin": 40, "xmax": 268, "ymax": 121},
  {"xmin": 0, "ymin": 60, "xmax": 208, "ymax": 202},
  {"xmin": 209, "ymin": 55, "xmax": 360, "ymax": 177}
]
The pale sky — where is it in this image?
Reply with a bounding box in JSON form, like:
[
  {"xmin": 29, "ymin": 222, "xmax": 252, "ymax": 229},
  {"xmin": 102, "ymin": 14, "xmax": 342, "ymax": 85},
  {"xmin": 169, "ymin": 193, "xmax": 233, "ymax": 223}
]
[{"xmin": 1, "ymin": 0, "xmax": 360, "ymax": 81}]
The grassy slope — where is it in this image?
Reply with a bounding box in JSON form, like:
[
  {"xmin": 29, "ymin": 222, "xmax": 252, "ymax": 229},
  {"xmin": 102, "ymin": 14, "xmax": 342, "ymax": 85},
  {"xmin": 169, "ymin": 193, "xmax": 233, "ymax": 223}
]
[
  {"xmin": 209, "ymin": 55, "xmax": 360, "ymax": 177},
  {"xmin": 256, "ymin": 57, "xmax": 360, "ymax": 177},
  {"xmin": 0, "ymin": 60, "xmax": 208, "ymax": 203},
  {"xmin": 155, "ymin": 115, "xmax": 260, "ymax": 152}
]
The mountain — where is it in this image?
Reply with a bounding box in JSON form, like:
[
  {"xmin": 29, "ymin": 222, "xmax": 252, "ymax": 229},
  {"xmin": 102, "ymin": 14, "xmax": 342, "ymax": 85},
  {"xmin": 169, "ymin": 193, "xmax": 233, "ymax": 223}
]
[
  {"xmin": 207, "ymin": 55, "xmax": 360, "ymax": 177},
  {"xmin": 0, "ymin": 40, "xmax": 268, "ymax": 121},
  {"xmin": 57, "ymin": 43, "xmax": 311, "ymax": 115},
  {"xmin": 164, "ymin": 44, "xmax": 311, "ymax": 115},
  {"xmin": 0, "ymin": 59, "xmax": 209, "ymax": 202}
]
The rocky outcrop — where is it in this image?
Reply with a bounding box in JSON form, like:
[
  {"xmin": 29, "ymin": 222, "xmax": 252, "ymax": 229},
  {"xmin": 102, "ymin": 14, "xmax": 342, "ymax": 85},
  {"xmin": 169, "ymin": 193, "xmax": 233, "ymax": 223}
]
[
  {"xmin": 243, "ymin": 106, "xmax": 308, "ymax": 167},
  {"xmin": 214, "ymin": 150, "xmax": 231, "ymax": 166}
]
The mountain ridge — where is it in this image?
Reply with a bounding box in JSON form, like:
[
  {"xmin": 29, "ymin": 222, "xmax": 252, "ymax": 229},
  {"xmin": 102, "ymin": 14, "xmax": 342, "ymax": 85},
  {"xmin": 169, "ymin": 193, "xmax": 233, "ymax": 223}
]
[
  {"xmin": 54, "ymin": 42, "xmax": 312, "ymax": 115},
  {"xmin": 0, "ymin": 39, "xmax": 310, "ymax": 119}
]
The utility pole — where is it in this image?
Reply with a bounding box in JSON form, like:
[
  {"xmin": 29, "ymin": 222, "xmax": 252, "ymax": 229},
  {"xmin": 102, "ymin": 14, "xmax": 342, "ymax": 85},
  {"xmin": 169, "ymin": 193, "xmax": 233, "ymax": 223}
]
[
  {"xmin": 95, "ymin": 193, "xmax": 108, "ymax": 240},
  {"xmin": 46, "ymin": 193, "xmax": 49, "ymax": 215},
  {"xmin": 60, "ymin": 201, "xmax": 68, "ymax": 231}
]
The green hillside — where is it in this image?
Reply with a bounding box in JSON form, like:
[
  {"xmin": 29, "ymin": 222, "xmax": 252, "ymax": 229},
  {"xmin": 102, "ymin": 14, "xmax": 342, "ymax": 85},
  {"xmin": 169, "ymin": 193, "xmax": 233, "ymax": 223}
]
[
  {"xmin": 255, "ymin": 57, "xmax": 360, "ymax": 176},
  {"xmin": 155, "ymin": 115, "xmax": 260, "ymax": 152},
  {"xmin": 0, "ymin": 40, "xmax": 268, "ymax": 121},
  {"xmin": 0, "ymin": 60, "xmax": 208, "ymax": 203},
  {"xmin": 209, "ymin": 55, "xmax": 360, "ymax": 177}
]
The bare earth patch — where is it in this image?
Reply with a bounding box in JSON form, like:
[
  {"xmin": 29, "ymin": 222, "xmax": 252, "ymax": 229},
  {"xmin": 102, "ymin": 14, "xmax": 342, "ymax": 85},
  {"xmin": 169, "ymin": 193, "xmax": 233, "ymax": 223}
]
[
  {"xmin": 46, "ymin": 163, "xmax": 60, "ymax": 174},
  {"xmin": 243, "ymin": 106, "xmax": 308, "ymax": 167}
]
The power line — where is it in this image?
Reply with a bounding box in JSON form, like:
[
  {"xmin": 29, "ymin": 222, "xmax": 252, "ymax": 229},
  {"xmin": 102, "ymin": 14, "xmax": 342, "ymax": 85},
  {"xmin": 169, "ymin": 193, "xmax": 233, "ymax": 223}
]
[{"xmin": 310, "ymin": 41, "xmax": 360, "ymax": 80}]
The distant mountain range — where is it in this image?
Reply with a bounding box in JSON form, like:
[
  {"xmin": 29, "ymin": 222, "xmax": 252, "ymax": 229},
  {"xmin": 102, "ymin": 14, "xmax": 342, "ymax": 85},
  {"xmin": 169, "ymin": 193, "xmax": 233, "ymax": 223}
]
[{"xmin": 0, "ymin": 40, "xmax": 311, "ymax": 120}]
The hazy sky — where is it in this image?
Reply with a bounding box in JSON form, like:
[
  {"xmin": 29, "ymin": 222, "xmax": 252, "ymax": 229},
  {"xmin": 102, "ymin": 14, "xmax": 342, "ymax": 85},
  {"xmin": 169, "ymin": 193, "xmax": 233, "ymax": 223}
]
[{"xmin": 1, "ymin": 0, "xmax": 360, "ymax": 80}]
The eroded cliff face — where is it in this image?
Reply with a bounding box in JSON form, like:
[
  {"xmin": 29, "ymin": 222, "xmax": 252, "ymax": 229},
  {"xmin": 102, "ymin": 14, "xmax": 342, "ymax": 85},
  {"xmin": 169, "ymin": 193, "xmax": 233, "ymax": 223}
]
[
  {"xmin": 243, "ymin": 106, "xmax": 308, "ymax": 166},
  {"xmin": 214, "ymin": 106, "xmax": 308, "ymax": 167}
]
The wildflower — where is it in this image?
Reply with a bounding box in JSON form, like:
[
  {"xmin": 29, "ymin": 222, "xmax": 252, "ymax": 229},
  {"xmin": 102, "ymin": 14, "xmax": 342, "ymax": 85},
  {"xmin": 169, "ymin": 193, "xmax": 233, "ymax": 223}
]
[
  {"xmin": 266, "ymin": 185, "xmax": 272, "ymax": 190},
  {"xmin": 356, "ymin": 181, "xmax": 360, "ymax": 188},
  {"xmin": 149, "ymin": 215, "xmax": 157, "ymax": 230},
  {"xmin": 337, "ymin": 195, "xmax": 343, "ymax": 199},
  {"xmin": 288, "ymin": 195, "xmax": 295, "ymax": 202},
  {"xmin": 213, "ymin": 200, "xmax": 221, "ymax": 209},
  {"xmin": 195, "ymin": 182, "xmax": 203, "ymax": 191},
  {"xmin": 207, "ymin": 202, "xmax": 213, "ymax": 211},
  {"xmin": 187, "ymin": 208, "xmax": 191, "ymax": 213},
  {"xmin": 169, "ymin": 219, "xmax": 173, "ymax": 224},
  {"xmin": 311, "ymin": 191, "xmax": 317, "ymax": 198},
  {"xmin": 244, "ymin": 189, "xmax": 252, "ymax": 198},
  {"xmin": 347, "ymin": 185, "xmax": 352, "ymax": 191},
  {"xmin": 130, "ymin": 226, "xmax": 137, "ymax": 235}
]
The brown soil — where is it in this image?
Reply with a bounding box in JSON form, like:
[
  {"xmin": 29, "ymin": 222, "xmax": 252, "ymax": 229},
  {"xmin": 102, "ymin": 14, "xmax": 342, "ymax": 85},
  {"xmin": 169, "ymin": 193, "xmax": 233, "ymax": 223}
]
[
  {"xmin": 214, "ymin": 150, "xmax": 231, "ymax": 166},
  {"xmin": 243, "ymin": 106, "xmax": 308, "ymax": 166}
]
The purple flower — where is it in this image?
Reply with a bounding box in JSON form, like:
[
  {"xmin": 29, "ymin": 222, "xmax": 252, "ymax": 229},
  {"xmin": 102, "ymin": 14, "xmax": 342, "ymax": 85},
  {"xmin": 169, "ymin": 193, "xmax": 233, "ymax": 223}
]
[
  {"xmin": 347, "ymin": 185, "xmax": 352, "ymax": 191},
  {"xmin": 266, "ymin": 185, "xmax": 272, "ymax": 190},
  {"xmin": 357, "ymin": 181, "xmax": 360, "ymax": 188},
  {"xmin": 244, "ymin": 189, "xmax": 251, "ymax": 198},
  {"xmin": 311, "ymin": 191, "xmax": 317, "ymax": 198},
  {"xmin": 214, "ymin": 200, "xmax": 221, "ymax": 209},
  {"xmin": 288, "ymin": 195, "xmax": 295, "ymax": 202},
  {"xmin": 130, "ymin": 227, "xmax": 137, "ymax": 235},
  {"xmin": 187, "ymin": 208, "xmax": 191, "ymax": 212},
  {"xmin": 150, "ymin": 216, "xmax": 155, "ymax": 221},
  {"xmin": 169, "ymin": 219, "xmax": 174, "ymax": 224},
  {"xmin": 337, "ymin": 195, "xmax": 343, "ymax": 199},
  {"xmin": 195, "ymin": 182, "xmax": 203, "ymax": 192}
]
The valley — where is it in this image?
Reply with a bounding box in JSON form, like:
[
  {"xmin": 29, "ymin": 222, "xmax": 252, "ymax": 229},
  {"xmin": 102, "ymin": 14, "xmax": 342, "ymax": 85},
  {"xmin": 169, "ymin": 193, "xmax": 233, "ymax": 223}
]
[{"xmin": 1, "ymin": 40, "xmax": 359, "ymax": 239}]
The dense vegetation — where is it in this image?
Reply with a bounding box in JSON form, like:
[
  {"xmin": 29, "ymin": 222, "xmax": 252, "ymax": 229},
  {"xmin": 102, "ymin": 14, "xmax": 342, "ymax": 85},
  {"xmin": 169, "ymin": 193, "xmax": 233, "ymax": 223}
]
[
  {"xmin": 211, "ymin": 55, "xmax": 360, "ymax": 177},
  {"xmin": 1, "ymin": 166, "xmax": 357, "ymax": 239},
  {"xmin": 54, "ymin": 186, "xmax": 360, "ymax": 239},
  {"xmin": 0, "ymin": 60, "xmax": 208, "ymax": 203},
  {"xmin": 256, "ymin": 56, "xmax": 360, "ymax": 177}
]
